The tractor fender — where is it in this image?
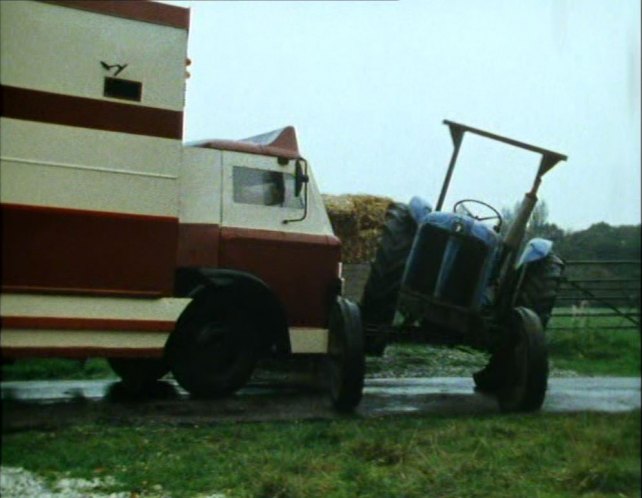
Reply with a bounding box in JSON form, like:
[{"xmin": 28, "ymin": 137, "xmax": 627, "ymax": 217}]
[
  {"xmin": 408, "ymin": 196, "xmax": 433, "ymax": 225},
  {"xmin": 173, "ymin": 268, "xmax": 290, "ymax": 355},
  {"xmin": 516, "ymin": 238, "xmax": 554, "ymax": 269}
]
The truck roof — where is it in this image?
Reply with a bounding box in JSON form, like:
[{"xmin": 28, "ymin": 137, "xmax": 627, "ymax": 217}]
[{"xmin": 188, "ymin": 126, "xmax": 303, "ymax": 160}]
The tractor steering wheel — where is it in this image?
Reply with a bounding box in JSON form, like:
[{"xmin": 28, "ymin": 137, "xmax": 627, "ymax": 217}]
[{"xmin": 453, "ymin": 199, "xmax": 503, "ymax": 232}]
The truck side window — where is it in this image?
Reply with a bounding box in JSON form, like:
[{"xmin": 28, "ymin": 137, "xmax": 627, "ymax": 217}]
[{"xmin": 233, "ymin": 167, "xmax": 303, "ymax": 209}]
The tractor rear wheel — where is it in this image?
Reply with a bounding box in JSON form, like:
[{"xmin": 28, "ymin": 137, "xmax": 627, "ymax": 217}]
[
  {"xmin": 515, "ymin": 253, "xmax": 565, "ymax": 327},
  {"xmin": 360, "ymin": 203, "xmax": 416, "ymax": 352}
]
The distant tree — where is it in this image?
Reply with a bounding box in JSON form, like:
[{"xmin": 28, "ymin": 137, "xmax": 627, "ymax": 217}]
[
  {"xmin": 499, "ymin": 200, "xmax": 562, "ymax": 242},
  {"xmin": 529, "ymin": 201, "xmax": 549, "ymax": 235},
  {"xmin": 557, "ymin": 222, "xmax": 641, "ymax": 262}
]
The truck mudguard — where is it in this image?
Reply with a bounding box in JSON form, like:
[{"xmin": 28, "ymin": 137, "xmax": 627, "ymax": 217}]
[
  {"xmin": 516, "ymin": 238, "xmax": 554, "ymax": 269},
  {"xmin": 408, "ymin": 196, "xmax": 433, "ymax": 225}
]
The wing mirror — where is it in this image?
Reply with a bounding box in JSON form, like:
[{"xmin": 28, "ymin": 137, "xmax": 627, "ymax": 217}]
[
  {"xmin": 294, "ymin": 160, "xmax": 309, "ymax": 197},
  {"xmin": 284, "ymin": 159, "xmax": 309, "ymax": 224}
]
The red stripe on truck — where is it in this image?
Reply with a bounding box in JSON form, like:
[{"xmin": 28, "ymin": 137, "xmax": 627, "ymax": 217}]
[
  {"xmin": 176, "ymin": 223, "xmax": 221, "ymax": 268},
  {"xmin": 1, "ymin": 203, "xmax": 178, "ymax": 297},
  {"xmin": 0, "ymin": 85, "xmax": 183, "ymax": 140},
  {"xmin": 219, "ymin": 226, "xmax": 342, "ymax": 327},
  {"xmin": 3, "ymin": 347, "xmax": 164, "ymax": 359}
]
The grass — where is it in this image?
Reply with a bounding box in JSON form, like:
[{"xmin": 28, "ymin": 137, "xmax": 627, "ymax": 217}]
[
  {"xmin": 547, "ymin": 310, "xmax": 640, "ymax": 376},
  {"xmin": 2, "ymin": 411, "xmax": 640, "ymax": 497},
  {"xmin": 1, "ymin": 358, "xmax": 115, "ymax": 382}
]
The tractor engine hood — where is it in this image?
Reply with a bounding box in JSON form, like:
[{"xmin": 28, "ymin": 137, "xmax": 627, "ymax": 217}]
[{"xmin": 420, "ymin": 211, "xmax": 500, "ymax": 247}]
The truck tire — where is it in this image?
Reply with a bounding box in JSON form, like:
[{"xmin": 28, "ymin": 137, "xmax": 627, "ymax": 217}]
[
  {"xmin": 360, "ymin": 203, "xmax": 417, "ymax": 328},
  {"xmin": 327, "ymin": 297, "xmax": 365, "ymax": 412},
  {"xmin": 515, "ymin": 253, "xmax": 565, "ymax": 327},
  {"xmin": 108, "ymin": 358, "xmax": 169, "ymax": 393},
  {"xmin": 165, "ymin": 289, "xmax": 258, "ymax": 398}
]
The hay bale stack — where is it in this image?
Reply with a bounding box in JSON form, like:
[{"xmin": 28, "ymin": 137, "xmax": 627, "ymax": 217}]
[{"xmin": 323, "ymin": 194, "xmax": 395, "ymax": 263}]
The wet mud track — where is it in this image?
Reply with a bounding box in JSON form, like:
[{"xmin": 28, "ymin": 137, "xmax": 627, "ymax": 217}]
[{"xmin": 2, "ymin": 377, "xmax": 639, "ymax": 431}]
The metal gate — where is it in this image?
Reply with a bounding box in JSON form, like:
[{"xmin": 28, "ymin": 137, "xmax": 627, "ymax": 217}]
[{"xmin": 551, "ymin": 260, "xmax": 640, "ymax": 332}]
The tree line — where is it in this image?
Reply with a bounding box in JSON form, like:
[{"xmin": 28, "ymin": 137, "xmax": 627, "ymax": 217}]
[
  {"xmin": 501, "ymin": 201, "xmax": 641, "ymax": 262},
  {"xmin": 502, "ymin": 201, "xmax": 640, "ymax": 309}
]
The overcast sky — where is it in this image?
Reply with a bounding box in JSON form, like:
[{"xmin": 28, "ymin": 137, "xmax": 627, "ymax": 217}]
[{"xmin": 163, "ymin": 0, "xmax": 640, "ymax": 231}]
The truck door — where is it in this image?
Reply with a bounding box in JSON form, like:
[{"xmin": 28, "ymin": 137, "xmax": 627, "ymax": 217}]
[{"xmin": 219, "ymin": 152, "xmax": 340, "ymax": 327}]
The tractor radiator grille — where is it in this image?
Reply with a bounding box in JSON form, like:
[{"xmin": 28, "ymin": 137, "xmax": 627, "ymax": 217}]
[{"xmin": 404, "ymin": 224, "xmax": 490, "ymax": 309}]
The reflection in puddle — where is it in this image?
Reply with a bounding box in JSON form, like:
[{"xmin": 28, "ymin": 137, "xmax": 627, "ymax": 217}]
[{"xmin": 372, "ymin": 405, "xmax": 420, "ymax": 414}]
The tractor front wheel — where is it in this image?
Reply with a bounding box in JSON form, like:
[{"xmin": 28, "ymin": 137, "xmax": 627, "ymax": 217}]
[
  {"xmin": 474, "ymin": 253, "xmax": 563, "ymax": 392},
  {"xmin": 496, "ymin": 307, "xmax": 549, "ymax": 413}
]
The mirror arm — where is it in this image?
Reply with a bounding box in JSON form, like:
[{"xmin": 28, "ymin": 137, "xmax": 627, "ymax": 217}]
[{"xmin": 283, "ymin": 159, "xmax": 309, "ymax": 224}]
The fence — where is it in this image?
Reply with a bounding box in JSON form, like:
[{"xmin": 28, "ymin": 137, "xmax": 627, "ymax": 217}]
[
  {"xmin": 342, "ymin": 260, "xmax": 641, "ymax": 332},
  {"xmin": 551, "ymin": 260, "xmax": 640, "ymax": 332}
]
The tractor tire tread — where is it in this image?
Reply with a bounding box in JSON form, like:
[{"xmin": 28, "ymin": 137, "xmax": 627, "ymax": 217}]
[
  {"xmin": 360, "ymin": 203, "xmax": 417, "ymax": 325},
  {"xmin": 516, "ymin": 253, "xmax": 565, "ymax": 328}
]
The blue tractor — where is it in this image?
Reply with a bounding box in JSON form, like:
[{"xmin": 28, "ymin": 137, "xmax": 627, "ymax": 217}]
[{"xmin": 360, "ymin": 120, "xmax": 567, "ymax": 412}]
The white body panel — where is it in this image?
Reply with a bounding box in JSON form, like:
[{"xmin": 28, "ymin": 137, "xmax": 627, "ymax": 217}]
[
  {"xmin": 179, "ymin": 146, "xmax": 223, "ymax": 224},
  {"xmin": 0, "ymin": 118, "xmax": 180, "ymax": 216},
  {"xmin": 0, "ymin": 1, "xmax": 187, "ymax": 111}
]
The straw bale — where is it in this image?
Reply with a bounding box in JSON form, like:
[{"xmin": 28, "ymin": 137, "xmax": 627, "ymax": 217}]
[
  {"xmin": 351, "ymin": 195, "xmax": 395, "ymax": 230},
  {"xmin": 339, "ymin": 228, "xmax": 383, "ymax": 263},
  {"xmin": 323, "ymin": 194, "xmax": 393, "ymax": 263}
]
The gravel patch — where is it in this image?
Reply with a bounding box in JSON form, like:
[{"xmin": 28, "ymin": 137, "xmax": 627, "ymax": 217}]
[
  {"xmin": 0, "ymin": 467, "xmax": 231, "ymax": 498},
  {"xmin": 252, "ymin": 344, "xmax": 581, "ymax": 383},
  {"xmin": 0, "ymin": 467, "xmax": 171, "ymax": 498}
]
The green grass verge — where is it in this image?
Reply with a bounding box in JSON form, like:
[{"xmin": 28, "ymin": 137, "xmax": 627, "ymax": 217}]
[
  {"xmin": 1, "ymin": 358, "xmax": 115, "ymax": 382},
  {"xmin": 547, "ymin": 313, "xmax": 640, "ymax": 376},
  {"xmin": 2, "ymin": 411, "xmax": 640, "ymax": 498}
]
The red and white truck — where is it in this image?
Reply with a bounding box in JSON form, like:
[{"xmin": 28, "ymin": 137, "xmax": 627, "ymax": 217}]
[{"xmin": 0, "ymin": 0, "xmax": 365, "ymax": 410}]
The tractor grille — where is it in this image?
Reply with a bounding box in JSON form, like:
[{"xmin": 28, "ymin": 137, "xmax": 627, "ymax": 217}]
[{"xmin": 403, "ymin": 224, "xmax": 490, "ymax": 309}]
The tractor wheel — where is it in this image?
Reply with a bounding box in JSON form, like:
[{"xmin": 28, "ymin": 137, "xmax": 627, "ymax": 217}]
[
  {"xmin": 108, "ymin": 358, "xmax": 169, "ymax": 393},
  {"xmin": 327, "ymin": 297, "xmax": 365, "ymax": 412},
  {"xmin": 165, "ymin": 290, "xmax": 258, "ymax": 398},
  {"xmin": 496, "ymin": 307, "xmax": 549, "ymax": 413},
  {"xmin": 360, "ymin": 203, "xmax": 416, "ymax": 352},
  {"xmin": 515, "ymin": 253, "xmax": 565, "ymax": 327},
  {"xmin": 474, "ymin": 253, "xmax": 563, "ymax": 393}
]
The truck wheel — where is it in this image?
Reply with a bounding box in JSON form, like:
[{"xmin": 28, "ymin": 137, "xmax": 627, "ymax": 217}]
[
  {"xmin": 108, "ymin": 358, "xmax": 169, "ymax": 392},
  {"xmin": 515, "ymin": 253, "xmax": 564, "ymax": 327},
  {"xmin": 360, "ymin": 203, "xmax": 416, "ymax": 353},
  {"xmin": 497, "ymin": 307, "xmax": 549, "ymax": 413},
  {"xmin": 165, "ymin": 290, "xmax": 258, "ymax": 398},
  {"xmin": 327, "ymin": 297, "xmax": 365, "ymax": 412}
]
